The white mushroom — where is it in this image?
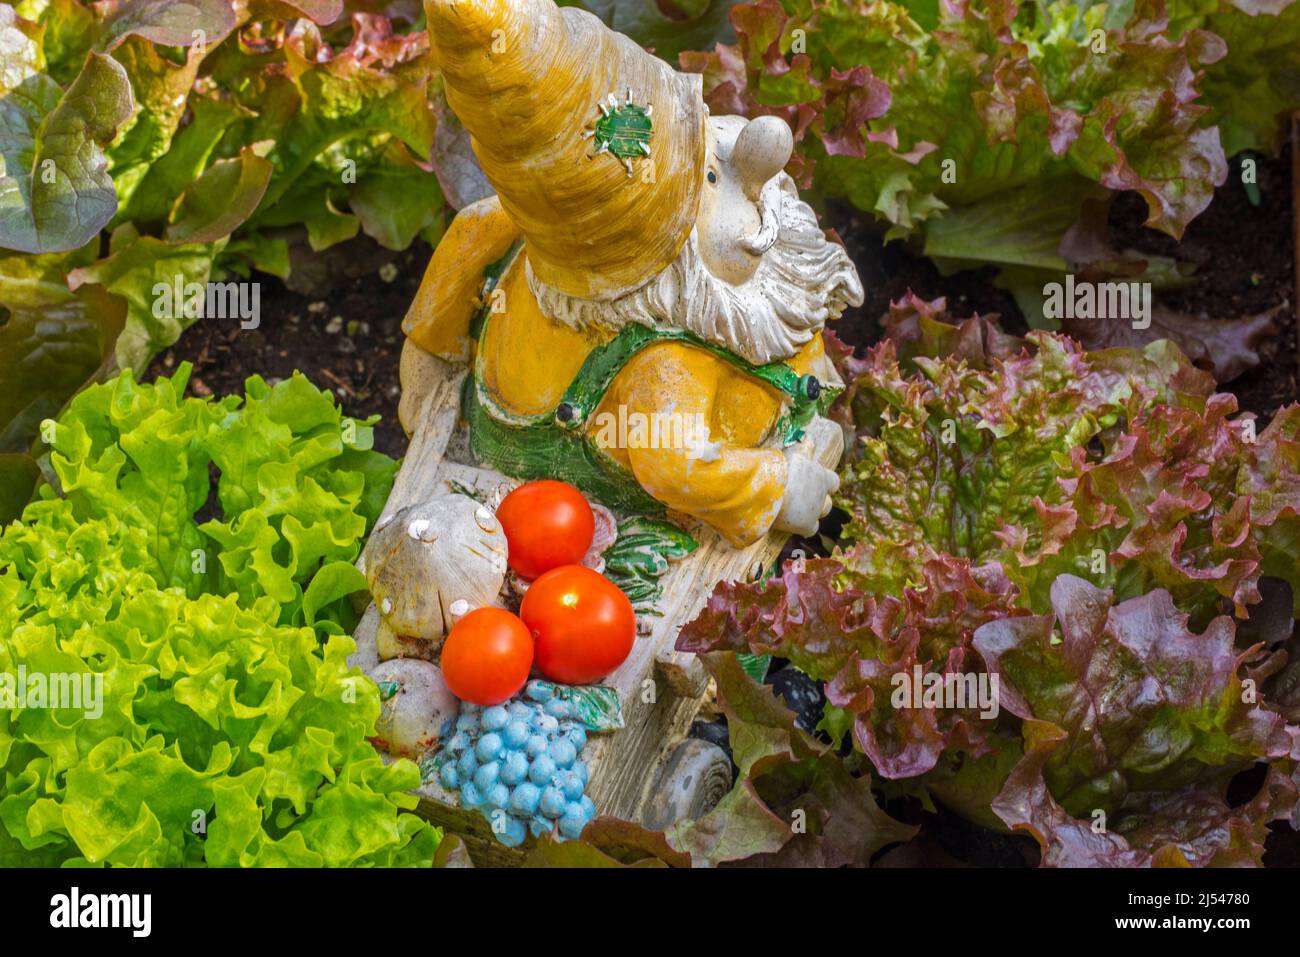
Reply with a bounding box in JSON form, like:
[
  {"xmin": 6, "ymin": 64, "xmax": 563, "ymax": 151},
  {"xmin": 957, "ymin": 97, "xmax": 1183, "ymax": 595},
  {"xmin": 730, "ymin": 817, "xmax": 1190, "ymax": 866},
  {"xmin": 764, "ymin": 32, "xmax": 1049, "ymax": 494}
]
[
  {"xmin": 362, "ymin": 494, "xmax": 508, "ymax": 647},
  {"xmin": 369, "ymin": 658, "xmax": 459, "ymax": 759}
]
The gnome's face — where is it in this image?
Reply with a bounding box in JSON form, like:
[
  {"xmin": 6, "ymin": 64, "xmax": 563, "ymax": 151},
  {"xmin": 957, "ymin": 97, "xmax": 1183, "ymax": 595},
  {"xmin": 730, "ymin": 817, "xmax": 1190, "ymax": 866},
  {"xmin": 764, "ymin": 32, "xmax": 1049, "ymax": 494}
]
[{"xmin": 697, "ymin": 115, "xmax": 795, "ymax": 286}]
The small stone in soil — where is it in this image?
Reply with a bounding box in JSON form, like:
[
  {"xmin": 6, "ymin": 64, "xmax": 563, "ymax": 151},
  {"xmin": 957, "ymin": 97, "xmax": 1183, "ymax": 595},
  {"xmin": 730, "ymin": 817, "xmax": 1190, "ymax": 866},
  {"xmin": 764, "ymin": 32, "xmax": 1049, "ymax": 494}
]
[
  {"xmin": 768, "ymin": 664, "xmax": 826, "ymax": 734},
  {"xmin": 308, "ymin": 301, "xmax": 328, "ymax": 314},
  {"xmin": 190, "ymin": 377, "xmax": 212, "ymax": 397},
  {"xmin": 325, "ymin": 315, "xmax": 344, "ymax": 334},
  {"xmin": 379, "ymin": 262, "xmax": 399, "ymax": 283},
  {"xmin": 688, "ymin": 718, "xmax": 731, "ymax": 762}
]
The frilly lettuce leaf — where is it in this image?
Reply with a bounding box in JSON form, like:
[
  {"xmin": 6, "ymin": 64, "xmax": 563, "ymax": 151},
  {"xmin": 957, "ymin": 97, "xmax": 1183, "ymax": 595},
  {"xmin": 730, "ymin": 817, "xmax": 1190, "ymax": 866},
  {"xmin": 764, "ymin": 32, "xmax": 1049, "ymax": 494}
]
[
  {"xmin": 974, "ymin": 575, "xmax": 1292, "ymax": 816},
  {"xmin": 680, "ymin": 557, "xmax": 1023, "ymax": 778},
  {"xmin": 0, "ymin": 367, "xmax": 430, "ymax": 866},
  {"xmin": 678, "ymin": 308, "xmax": 1300, "ymax": 866},
  {"xmin": 832, "ymin": 300, "xmax": 1300, "ymax": 622},
  {"xmin": 679, "ymin": 0, "xmax": 1293, "ymax": 326}
]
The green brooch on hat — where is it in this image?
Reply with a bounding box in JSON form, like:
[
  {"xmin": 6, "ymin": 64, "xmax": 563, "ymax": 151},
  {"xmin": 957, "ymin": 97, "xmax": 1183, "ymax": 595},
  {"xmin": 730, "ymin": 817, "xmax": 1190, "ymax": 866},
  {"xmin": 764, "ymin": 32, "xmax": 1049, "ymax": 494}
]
[{"xmin": 585, "ymin": 90, "xmax": 653, "ymax": 176}]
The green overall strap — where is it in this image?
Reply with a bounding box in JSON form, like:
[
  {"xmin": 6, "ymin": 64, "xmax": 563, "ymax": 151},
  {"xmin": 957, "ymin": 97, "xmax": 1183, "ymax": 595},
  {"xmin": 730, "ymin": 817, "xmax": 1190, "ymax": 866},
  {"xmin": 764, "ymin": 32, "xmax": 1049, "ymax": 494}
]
[
  {"xmin": 552, "ymin": 323, "xmax": 836, "ymax": 445},
  {"xmin": 467, "ymin": 238, "xmax": 524, "ymax": 343}
]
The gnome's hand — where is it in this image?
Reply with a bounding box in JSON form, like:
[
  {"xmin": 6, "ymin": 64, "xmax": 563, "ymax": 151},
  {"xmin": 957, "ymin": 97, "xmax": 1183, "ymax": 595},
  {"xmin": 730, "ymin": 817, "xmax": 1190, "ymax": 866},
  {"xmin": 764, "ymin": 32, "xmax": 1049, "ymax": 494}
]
[{"xmin": 774, "ymin": 448, "xmax": 839, "ymax": 537}]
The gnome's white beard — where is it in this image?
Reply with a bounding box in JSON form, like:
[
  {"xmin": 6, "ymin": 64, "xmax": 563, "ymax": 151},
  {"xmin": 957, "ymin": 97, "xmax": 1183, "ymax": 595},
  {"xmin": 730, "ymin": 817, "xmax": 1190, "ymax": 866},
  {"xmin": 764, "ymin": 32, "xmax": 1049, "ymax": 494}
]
[{"xmin": 528, "ymin": 178, "xmax": 864, "ymax": 366}]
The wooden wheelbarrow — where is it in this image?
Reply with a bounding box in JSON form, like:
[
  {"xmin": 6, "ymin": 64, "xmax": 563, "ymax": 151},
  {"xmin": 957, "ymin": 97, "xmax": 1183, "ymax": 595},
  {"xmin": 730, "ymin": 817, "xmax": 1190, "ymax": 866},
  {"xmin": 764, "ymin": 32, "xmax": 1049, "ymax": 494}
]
[{"xmin": 348, "ymin": 346, "xmax": 843, "ymax": 866}]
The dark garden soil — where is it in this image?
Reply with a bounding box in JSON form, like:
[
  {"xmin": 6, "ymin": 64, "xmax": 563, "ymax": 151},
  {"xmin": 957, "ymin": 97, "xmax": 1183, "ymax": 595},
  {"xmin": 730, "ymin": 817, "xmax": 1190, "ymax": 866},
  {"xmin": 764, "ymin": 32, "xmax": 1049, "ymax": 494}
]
[
  {"xmin": 146, "ymin": 145, "xmax": 1299, "ymax": 868},
  {"xmin": 146, "ymin": 232, "xmax": 431, "ymax": 459},
  {"xmin": 826, "ymin": 143, "xmax": 1298, "ymax": 423}
]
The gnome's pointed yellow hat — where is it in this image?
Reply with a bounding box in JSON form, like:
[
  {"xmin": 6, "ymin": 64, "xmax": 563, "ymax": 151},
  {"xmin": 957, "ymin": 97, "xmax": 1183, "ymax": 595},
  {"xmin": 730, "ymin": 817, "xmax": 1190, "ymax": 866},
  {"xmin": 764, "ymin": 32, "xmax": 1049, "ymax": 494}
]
[{"xmin": 425, "ymin": 0, "xmax": 706, "ymax": 300}]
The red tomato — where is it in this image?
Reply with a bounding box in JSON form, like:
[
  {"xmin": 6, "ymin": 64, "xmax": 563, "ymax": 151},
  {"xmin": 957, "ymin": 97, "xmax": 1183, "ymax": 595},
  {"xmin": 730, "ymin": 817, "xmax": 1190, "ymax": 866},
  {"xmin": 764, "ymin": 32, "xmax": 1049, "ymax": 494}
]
[
  {"xmin": 520, "ymin": 565, "xmax": 635, "ymax": 685},
  {"xmin": 496, "ymin": 480, "xmax": 594, "ymax": 580},
  {"xmin": 440, "ymin": 607, "xmax": 534, "ymax": 706}
]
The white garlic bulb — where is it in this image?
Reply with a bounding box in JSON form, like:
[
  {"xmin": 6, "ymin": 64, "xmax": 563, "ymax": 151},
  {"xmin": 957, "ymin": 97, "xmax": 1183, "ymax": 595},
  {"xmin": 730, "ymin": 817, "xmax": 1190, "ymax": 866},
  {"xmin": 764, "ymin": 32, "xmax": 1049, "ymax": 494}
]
[
  {"xmin": 363, "ymin": 494, "xmax": 507, "ymax": 645},
  {"xmin": 369, "ymin": 658, "xmax": 459, "ymax": 758}
]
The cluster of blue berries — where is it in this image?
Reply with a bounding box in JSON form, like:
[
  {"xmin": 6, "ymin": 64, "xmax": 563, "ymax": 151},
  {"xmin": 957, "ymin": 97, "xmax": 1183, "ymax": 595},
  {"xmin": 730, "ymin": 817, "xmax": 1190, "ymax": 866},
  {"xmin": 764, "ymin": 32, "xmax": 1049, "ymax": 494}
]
[{"xmin": 438, "ymin": 680, "xmax": 595, "ymax": 846}]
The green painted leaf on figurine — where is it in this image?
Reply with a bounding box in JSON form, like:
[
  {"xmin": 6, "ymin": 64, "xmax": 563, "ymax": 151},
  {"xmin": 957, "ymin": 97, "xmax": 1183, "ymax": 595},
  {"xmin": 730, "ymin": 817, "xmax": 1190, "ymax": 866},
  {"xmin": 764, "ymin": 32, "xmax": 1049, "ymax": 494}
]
[
  {"xmin": 737, "ymin": 653, "xmax": 771, "ymax": 683},
  {"xmin": 537, "ymin": 681, "xmax": 625, "ymax": 732},
  {"xmin": 603, "ymin": 517, "xmax": 697, "ymax": 614}
]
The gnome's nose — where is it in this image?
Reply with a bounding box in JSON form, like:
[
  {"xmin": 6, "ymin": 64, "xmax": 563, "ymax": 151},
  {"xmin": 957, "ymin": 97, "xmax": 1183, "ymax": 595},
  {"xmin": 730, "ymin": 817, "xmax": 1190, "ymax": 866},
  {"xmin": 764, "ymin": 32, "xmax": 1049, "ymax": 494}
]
[{"xmin": 732, "ymin": 116, "xmax": 794, "ymax": 201}]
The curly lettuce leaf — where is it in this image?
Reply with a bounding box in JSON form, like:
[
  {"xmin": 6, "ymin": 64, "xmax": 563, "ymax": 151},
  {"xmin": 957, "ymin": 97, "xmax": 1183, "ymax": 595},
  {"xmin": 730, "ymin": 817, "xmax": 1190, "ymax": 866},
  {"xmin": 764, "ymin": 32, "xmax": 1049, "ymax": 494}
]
[
  {"xmin": 221, "ymin": 13, "xmax": 437, "ymax": 241},
  {"xmin": 833, "ymin": 304, "xmax": 1300, "ymax": 622},
  {"xmin": 44, "ymin": 365, "xmax": 395, "ymax": 619},
  {"xmin": 0, "ymin": 367, "xmax": 431, "ymax": 867},
  {"xmin": 681, "ymin": 557, "xmax": 1024, "ymax": 778},
  {"xmin": 684, "ymin": 0, "xmax": 1246, "ymax": 298},
  {"xmin": 974, "ymin": 575, "xmax": 1292, "ymax": 817},
  {"xmin": 835, "ymin": 308, "xmax": 1208, "ymax": 602},
  {"xmin": 681, "ymin": 311, "xmax": 1300, "ymax": 864}
]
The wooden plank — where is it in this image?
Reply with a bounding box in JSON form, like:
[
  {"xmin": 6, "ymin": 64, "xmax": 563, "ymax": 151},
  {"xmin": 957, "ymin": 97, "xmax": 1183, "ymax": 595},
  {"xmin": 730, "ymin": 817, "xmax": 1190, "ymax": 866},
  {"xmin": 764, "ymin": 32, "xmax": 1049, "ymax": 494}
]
[
  {"xmin": 387, "ymin": 357, "xmax": 467, "ymax": 508},
  {"xmin": 584, "ymin": 679, "xmax": 705, "ymax": 819}
]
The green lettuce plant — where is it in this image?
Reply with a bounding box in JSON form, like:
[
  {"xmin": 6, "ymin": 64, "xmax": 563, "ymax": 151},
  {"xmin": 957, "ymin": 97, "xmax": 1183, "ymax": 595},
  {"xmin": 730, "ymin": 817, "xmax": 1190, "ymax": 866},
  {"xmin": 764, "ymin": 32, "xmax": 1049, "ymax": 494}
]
[
  {"xmin": 679, "ymin": 0, "xmax": 1300, "ymax": 327},
  {"xmin": 0, "ymin": 0, "xmax": 444, "ymax": 518},
  {"xmin": 0, "ymin": 366, "xmax": 438, "ymax": 866}
]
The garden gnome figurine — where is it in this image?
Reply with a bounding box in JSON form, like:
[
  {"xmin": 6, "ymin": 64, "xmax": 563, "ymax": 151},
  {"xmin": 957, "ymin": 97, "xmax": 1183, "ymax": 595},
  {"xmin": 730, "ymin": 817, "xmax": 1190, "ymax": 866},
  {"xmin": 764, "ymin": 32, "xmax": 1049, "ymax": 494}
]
[{"xmin": 402, "ymin": 0, "xmax": 864, "ymax": 547}]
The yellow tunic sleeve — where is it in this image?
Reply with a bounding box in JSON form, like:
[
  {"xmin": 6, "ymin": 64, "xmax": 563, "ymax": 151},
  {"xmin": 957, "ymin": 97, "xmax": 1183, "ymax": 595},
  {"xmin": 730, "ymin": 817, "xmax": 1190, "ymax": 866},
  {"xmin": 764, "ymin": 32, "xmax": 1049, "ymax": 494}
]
[
  {"xmin": 402, "ymin": 194, "xmax": 521, "ymax": 361},
  {"xmin": 597, "ymin": 343, "xmax": 788, "ymax": 547}
]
